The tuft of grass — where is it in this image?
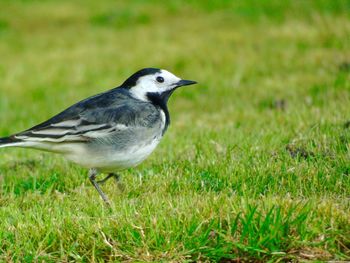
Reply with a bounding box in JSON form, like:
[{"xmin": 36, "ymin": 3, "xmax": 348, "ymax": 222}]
[
  {"xmin": 0, "ymin": 0, "xmax": 349, "ymax": 261},
  {"xmin": 90, "ymin": 10, "xmax": 151, "ymax": 28}
]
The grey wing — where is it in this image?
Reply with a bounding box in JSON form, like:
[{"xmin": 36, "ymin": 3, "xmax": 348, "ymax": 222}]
[{"xmin": 14, "ymin": 90, "xmax": 161, "ymax": 143}]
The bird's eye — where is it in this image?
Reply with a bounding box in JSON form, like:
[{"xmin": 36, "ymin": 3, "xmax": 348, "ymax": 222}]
[{"xmin": 156, "ymin": 76, "xmax": 164, "ymax": 83}]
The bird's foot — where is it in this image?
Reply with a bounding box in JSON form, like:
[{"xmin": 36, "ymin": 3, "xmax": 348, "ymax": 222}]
[{"xmin": 88, "ymin": 169, "xmax": 112, "ymax": 206}]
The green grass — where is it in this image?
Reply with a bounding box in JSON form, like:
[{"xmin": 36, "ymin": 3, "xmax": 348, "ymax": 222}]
[{"xmin": 0, "ymin": 0, "xmax": 349, "ymax": 261}]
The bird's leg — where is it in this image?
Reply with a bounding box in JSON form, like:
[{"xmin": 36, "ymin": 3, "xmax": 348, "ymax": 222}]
[
  {"xmin": 98, "ymin": 173, "xmax": 124, "ymax": 191},
  {"xmin": 97, "ymin": 173, "xmax": 120, "ymax": 184},
  {"xmin": 88, "ymin": 168, "xmax": 111, "ymax": 206}
]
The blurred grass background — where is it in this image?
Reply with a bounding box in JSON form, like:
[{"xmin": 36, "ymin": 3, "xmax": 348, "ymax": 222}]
[{"xmin": 0, "ymin": 0, "xmax": 349, "ymax": 261}]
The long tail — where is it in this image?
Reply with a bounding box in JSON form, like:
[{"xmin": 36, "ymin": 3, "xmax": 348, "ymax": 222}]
[{"xmin": 0, "ymin": 136, "xmax": 23, "ymax": 148}]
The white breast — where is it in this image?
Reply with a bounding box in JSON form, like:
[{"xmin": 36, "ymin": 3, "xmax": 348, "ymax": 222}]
[
  {"xmin": 159, "ymin": 109, "xmax": 166, "ymax": 131},
  {"xmin": 115, "ymin": 137, "xmax": 162, "ymax": 168}
]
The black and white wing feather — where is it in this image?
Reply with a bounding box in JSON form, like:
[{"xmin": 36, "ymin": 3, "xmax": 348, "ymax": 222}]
[
  {"xmin": 15, "ymin": 119, "xmax": 114, "ymax": 143},
  {"xmin": 13, "ymin": 88, "xmax": 160, "ymax": 144}
]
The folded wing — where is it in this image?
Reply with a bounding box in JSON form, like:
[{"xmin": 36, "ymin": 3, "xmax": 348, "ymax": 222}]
[{"xmin": 14, "ymin": 89, "xmax": 160, "ymax": 143}]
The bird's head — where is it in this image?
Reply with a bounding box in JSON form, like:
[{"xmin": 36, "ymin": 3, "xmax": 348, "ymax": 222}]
[{"xmin": 122, "ymin": 68, "xmax": 197, "ymax": 103}]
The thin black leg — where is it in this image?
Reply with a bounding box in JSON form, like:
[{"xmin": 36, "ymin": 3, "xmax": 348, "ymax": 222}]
[
  {"xmin": 88, "ymin": 168, "xmax": 111, "ymax": 206},
  {"xmin": 97, "ymin": 173, "xmax": 120, "ymax": 184}
]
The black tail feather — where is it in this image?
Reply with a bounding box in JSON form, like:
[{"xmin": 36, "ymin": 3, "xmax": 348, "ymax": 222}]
[{"xmin": 0, "ymin": 136, "xmax": 20, "ymax": 145}]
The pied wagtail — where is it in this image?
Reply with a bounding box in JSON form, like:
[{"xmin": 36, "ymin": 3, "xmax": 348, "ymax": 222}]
[{"xmin": 0, "ymin": 68, "xmax": 197, "ymax": 204}]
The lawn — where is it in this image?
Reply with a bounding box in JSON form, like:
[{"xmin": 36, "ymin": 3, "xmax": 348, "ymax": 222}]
[{"xmin": 0, "ymin": 0, "xmax": 349, "ymax": 261}]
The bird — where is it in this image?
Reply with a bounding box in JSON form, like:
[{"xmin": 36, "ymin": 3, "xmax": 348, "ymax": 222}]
[{"xmin": 0, "ymin": 68, "xmax": 197, "ymax": 205}]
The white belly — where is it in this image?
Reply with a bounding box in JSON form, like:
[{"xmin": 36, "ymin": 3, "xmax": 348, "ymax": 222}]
[{"xmin": 63, "ymin": 137, "xmax": 162, "ymax": 171}]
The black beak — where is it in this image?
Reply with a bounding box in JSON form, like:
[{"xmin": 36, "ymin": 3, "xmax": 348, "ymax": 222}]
[{"xmin": 175, "ymin": 79, "xmax": 197, "ymax": 87}]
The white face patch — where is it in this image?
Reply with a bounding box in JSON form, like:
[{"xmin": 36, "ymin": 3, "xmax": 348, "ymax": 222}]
[{"xmin": 129, "ymin": 69, "xmax": 181, "ymax": 101}]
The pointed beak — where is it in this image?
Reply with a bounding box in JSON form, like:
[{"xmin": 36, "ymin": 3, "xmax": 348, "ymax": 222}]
[{"xmin": 175, "ymin": 79, "xmax": 197, "ymax": 88}]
